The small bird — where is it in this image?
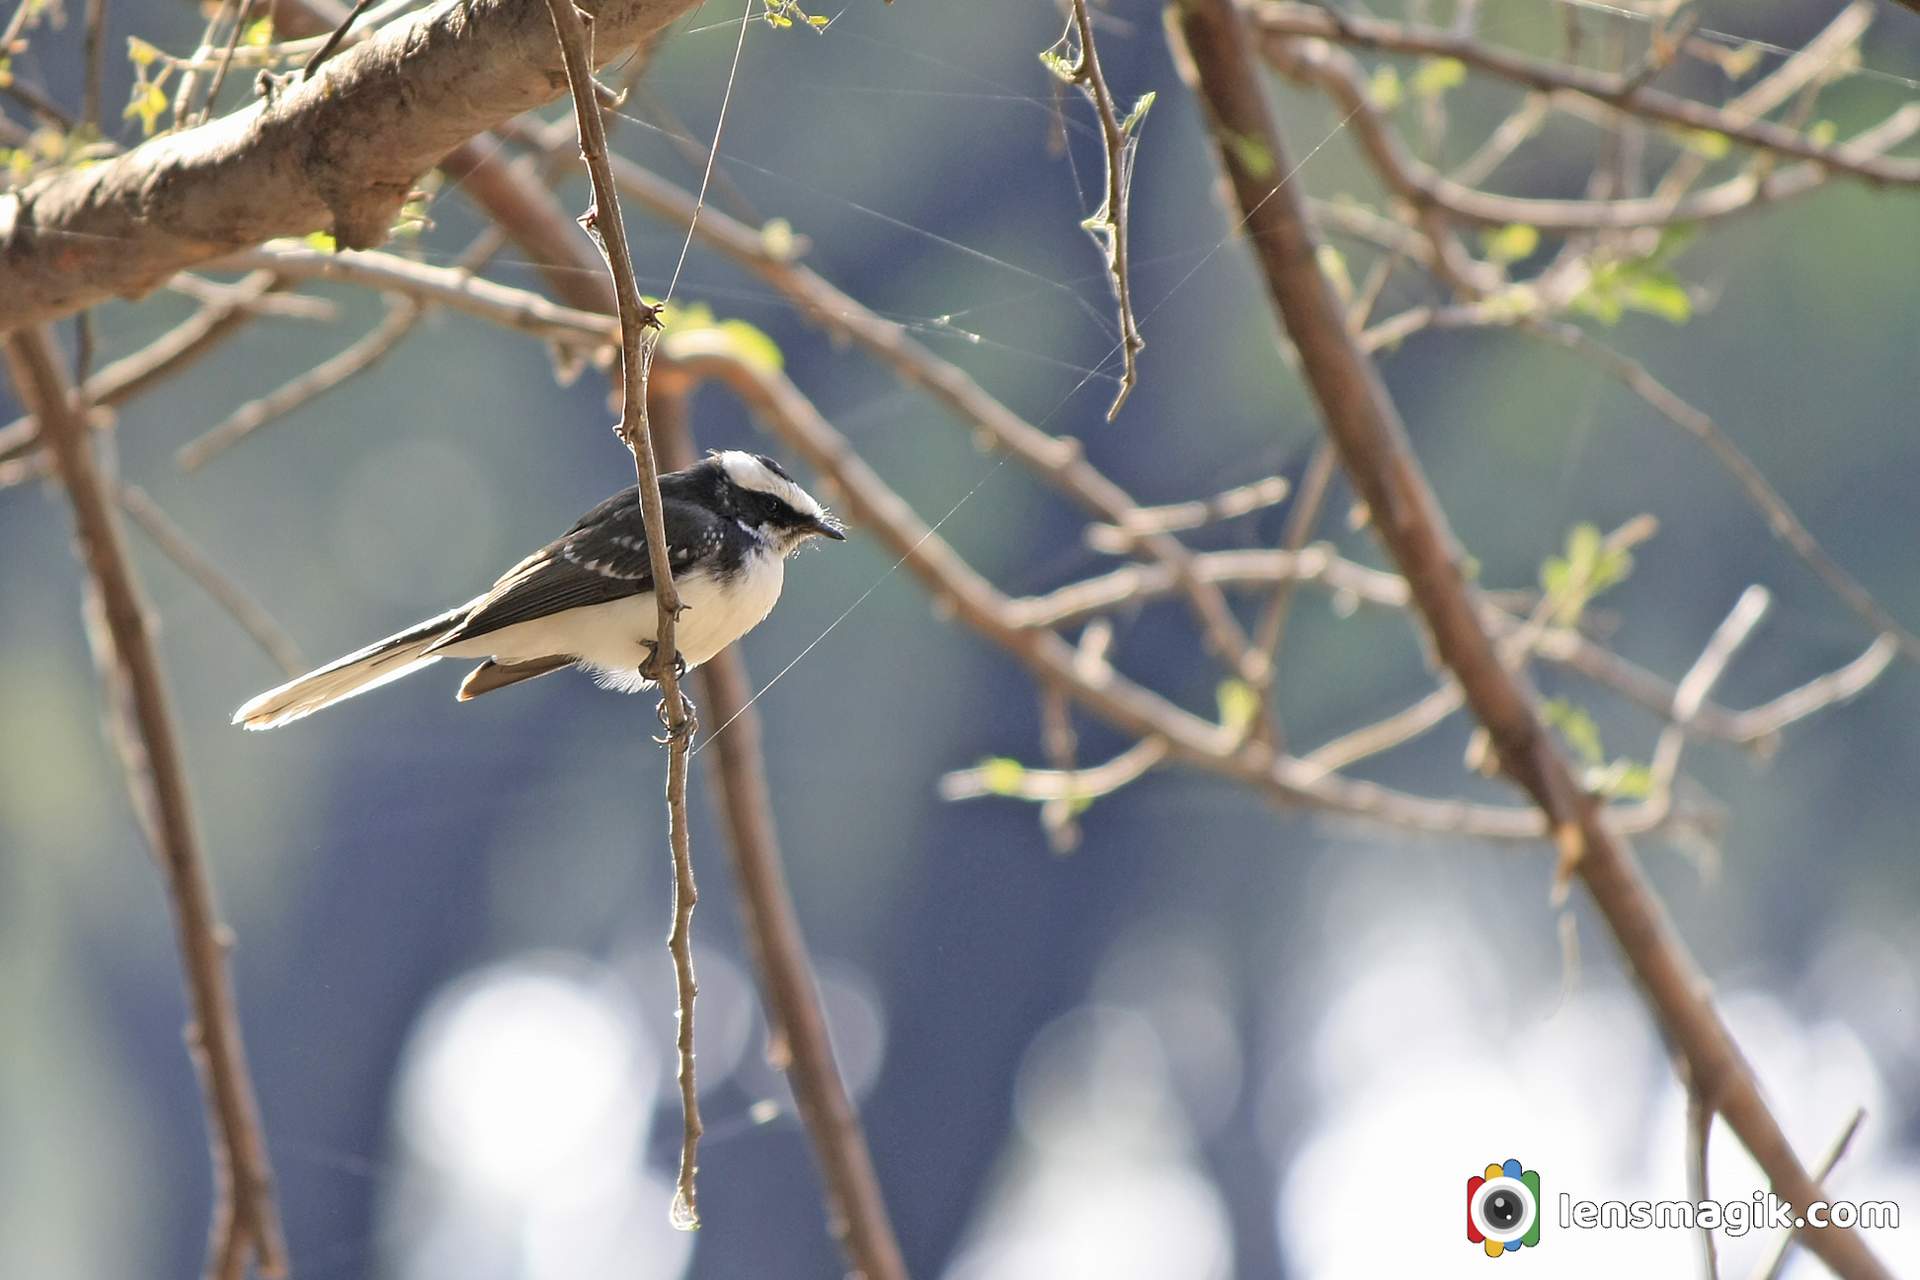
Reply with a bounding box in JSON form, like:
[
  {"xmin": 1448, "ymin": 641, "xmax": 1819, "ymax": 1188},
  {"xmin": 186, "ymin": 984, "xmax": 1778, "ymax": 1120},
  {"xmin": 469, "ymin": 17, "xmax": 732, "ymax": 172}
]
[{"xmin": 233, "ymin": 450, "xmax": 844, "ymax": 730}]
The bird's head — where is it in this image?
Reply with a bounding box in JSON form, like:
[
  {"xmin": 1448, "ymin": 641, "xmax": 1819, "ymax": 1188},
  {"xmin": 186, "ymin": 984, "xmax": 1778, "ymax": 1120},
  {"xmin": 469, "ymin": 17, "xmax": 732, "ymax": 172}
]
[{"xmin": 711, "ymin": 450, "xmax": 846, "ymax": 553}]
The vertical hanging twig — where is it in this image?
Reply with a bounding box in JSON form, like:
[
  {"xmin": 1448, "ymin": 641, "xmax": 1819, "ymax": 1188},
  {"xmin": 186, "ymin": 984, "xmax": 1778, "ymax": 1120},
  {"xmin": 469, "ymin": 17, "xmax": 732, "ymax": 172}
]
[
  {"xmin": 3, "ymin": 328, "xmax": 288, "ymax": 1280},
  {"xmin": 1042, "ymin": 0, "xmax": 1151, "ymax": 419},
  {"xmin": 541, "ymin": 0, "xmax": 703, "ymax": 1229},
  {"xmin": 651, "ymin": 377, "xmax": 911, "ymax": 1280}
]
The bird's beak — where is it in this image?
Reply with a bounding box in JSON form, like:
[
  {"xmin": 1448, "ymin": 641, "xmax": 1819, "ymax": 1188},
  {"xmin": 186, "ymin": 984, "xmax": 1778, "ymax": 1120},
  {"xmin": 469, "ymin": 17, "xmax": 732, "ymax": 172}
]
[{"xmin": 809, "ymin": 515, "xmax": 847, "ymax": 541}]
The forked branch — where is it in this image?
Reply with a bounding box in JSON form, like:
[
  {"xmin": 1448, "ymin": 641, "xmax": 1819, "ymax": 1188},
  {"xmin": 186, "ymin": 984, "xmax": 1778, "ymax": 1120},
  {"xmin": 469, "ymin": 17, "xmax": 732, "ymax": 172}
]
[{"xmin": 2, "ymin": 328, "xmax": 288, "ymax": 1280}]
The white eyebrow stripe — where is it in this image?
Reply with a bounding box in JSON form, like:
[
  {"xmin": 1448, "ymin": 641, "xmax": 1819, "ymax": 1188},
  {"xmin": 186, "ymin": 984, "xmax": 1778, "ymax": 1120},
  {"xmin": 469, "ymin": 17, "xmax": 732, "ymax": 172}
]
[{"xmin": 715, "ymin": 449, "xmax": 824, "ymax": 518}]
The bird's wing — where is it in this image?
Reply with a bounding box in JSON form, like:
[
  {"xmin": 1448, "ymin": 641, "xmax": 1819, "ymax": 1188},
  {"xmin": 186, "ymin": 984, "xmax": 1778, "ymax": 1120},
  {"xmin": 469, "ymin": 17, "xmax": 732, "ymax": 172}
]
[{"xmin": 433, "ymin": 492, "xmax": 725, "ymax": 648}]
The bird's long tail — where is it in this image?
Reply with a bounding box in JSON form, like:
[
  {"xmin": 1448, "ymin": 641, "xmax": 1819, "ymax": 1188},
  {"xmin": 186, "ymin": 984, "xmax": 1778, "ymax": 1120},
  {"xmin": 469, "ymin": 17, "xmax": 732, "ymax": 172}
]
[{"xmin": 232, "ymin": 602, "xmax": 474, "ymax": 730}]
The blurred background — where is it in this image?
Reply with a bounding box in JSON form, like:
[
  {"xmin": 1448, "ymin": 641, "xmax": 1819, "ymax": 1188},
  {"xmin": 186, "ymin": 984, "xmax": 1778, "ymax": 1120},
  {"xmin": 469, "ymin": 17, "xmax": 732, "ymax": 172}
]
[{"xmin": 2, "ymin": 0, "xmax": 1917, "ymax": 1276}]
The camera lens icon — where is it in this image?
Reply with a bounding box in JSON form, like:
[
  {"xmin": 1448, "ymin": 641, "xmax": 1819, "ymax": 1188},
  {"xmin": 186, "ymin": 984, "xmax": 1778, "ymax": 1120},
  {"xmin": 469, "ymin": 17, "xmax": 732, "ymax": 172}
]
[{"xmin": 1467, "ymin": 1159, "xmax": 1541, "ymax": 1256}]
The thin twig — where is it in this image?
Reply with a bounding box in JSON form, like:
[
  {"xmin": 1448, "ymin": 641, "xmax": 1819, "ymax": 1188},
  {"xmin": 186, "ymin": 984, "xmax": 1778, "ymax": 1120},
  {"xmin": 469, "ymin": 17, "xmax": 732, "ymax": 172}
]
[
  {"xmin": 1084, "ymin": 474, "xmax": 1289, "ymax": 552},
  {"xmin": 118, "ymin": 485, "xmax": 307, "ymax": 677},
  {"xmin": 1753, "ymin": 1108, "xmax": 1869, "ymax": 1280},
  {"xmin": 1247, "ymin": 441, "xmax": 1334, "ymax": 745},
  {"xmin": 202, "ymin": 0, "xmax": 262, "ymax": 123},
  {"xmin": 302, "ymin": 0, "xmax": 373, "ymax": 79},
  {"xmin": 82, "ymin": 0, "xmax": 107, "ymax": 133},
  {"xmin": 940, "ymin": 737, "xmax": 1169, "ymax": 803},
  {"xmin": 543, "ymin": 0, "xmax": 701, "ymax": 1229},
  {"xmin": 0, "ymin": 273, "xmax": 298, "ymax": 475},
  {"xmin": 177, "ymin": 297, "xmax": 423, "ymax": 471},
  {"xmin": 1248, "ymin": 3, "xmax": 1920, "ymax": 187},
  {"xmin": 1037, "ymin": 685, "xmax": 1082, "ymax": 850},
  {"xmin": 1299, "ymin": 681, "xmax": 1464, "ymax": 777},
  {"xmin": 3, "ymin": 328, "xmax": 288, "ymax": 1279},
  {"xmin": 1168, "ymin": 4, "xmax": 1891, "ymax": 1275},
  {"xmin": 1528, "ymin": 321, "xmax": 1920, "ymax": 662},
  {"xmin": 1254, "ymin": 28, "xmax": 1920, "ymax": 233},
  {"xmin": 1649, "ymin": 587, "xmax": 1769, "ymax": 801},
  {"xmin": 1688, "ymin": 1085, "xmax": 1722, "ymax": 1280},
  {"xmin": 1043, "ymin": 0, "xmax": 1148, "ymax": 418},
  {"xmin": 651, "ymin": 377, "xmax": 910, "ymax": 1279}
]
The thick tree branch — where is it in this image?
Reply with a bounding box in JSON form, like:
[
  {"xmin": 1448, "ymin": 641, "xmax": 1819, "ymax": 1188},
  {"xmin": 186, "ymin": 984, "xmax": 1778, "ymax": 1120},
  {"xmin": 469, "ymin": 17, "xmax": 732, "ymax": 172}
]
[
  {"xmin": 0, "ymin": 0, "xmax": 701, "ymax": 331},
  {"xmin": 3, "ymin": 328, "xmax": 288, "ymax": 1280},
  {"xmin": 1166, "ymin": 3, "xmax": 1890, "ymax": 1276}
]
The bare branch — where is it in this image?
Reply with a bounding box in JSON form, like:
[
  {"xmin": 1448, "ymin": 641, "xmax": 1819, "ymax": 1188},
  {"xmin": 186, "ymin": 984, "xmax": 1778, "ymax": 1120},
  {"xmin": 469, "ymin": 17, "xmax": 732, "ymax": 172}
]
[
  {"xmin": 940, "ymin": 738, "xmax": 1169, "ymax": 802},
  {"xmin": 649, "ymin": 379, "xmax": 910, "ymax": 1280},
  {"xmin": 3, "ymin": 328, "xmax": 288, "ymax": 1279},
  {"xmin": 178, "ymin": 297, "xmax": 423, "ymax": 471},
  {"xmin": 1043, "ymin": 0, "xmax": 1149, "ymax": 418},
  {"xmin": 118, "ymin": 485, "xmax": 307, "ymax": 677},
  {"xmin": 1167, "ymin": 3, "xmax": 1892, "ymax": 1275},
  {"xmin": 542, "ymin": 0, "xmax": 700, "ymax": 1228},
  {"xmin": 220, "ymin": 245, "xmax": 620, "ymax": 347},
  {"xmin": 1299, "ymin": 682, "xmax": 1463, "ymax": 777},
  {"xmin": 1755, "ymin": 1108, "xmax": 1870, "ymax": 1280},
  {"xmin": 1248, "ymin": 3, "xmax": 1919, "ymax": 187},
  {"xmin": 1649, "ymin": 587, "xmax": 1769, "ymax": 800},
  {"xmin": 1687, "ymin": 1085, "xmax": 1722, "ymax": 1280},
  {"xmin": 1527, "ymin": 321, "xmax": 1920, "ymax": 662},
  {"xmin": 1254, "ymin": 28, "xmax": 1920, "ymax": 233},
  {"xmin": 0, "ymin": 271, "xmax": 298, "ymax": 472},
  {"xmin": 662, "ymin": 332, "xmax": 1635, "ymax": 842},
  {"xmin": 1084, "ymin": 474, "xmax": 1289, "ymax": 552}
]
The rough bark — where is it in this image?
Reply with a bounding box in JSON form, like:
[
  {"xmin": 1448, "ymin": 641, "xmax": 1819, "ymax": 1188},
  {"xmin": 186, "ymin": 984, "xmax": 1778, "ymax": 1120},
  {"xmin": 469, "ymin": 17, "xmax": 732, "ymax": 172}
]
[{"xmin": 0, "ymin": 0, "xmax": 700, "ymax": 331}]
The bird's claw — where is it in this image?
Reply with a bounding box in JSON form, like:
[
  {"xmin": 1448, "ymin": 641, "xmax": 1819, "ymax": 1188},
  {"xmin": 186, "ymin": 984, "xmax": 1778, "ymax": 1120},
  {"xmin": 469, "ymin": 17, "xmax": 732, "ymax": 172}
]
[
  {"xmin": 639, "ymin": 638, "xmax": 688, "ymax": 683},
  {"xmin": 652, "ymin": 689, "xmax": 698, "ymax": 745}
]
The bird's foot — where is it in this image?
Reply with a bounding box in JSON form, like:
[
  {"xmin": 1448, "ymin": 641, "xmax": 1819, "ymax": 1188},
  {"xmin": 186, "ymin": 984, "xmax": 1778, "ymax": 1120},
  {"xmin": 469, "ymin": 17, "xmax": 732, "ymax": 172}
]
[
  {"xmin": 653, "ymin": 689, "xmax": 698, "ymax": 746},
  {"xmin": 639, "ymin": 638, "xmax": 688, "ymax": 684}
]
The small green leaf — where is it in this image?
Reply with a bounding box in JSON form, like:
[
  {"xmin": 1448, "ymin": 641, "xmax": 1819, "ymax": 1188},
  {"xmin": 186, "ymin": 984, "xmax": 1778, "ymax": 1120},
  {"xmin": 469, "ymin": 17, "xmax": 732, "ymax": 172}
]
[
  {"xmin": 243, "ymin": 17, "xmax": 273, "ymax": 46},
  {"xmin": 1038, "ymin": 48, "xmax": 1077, "ymax": 82},
  {"xmin": 1217, "ymin": 678, "xmax": 1261, "ymax": 734},
  {"xmin": 126, "ymin": 36, "xmax": 161, "ymax": 68},
  {"xmin": 303, "ymin": 229, "xmax": 337, "ymax": 251},
  {"xmin": 1481, "ymin": 222, "xmax": 1539, "ymax": 265},
  {"xmin": 1119, "ymin": 91, "xmax": 1156, "ymax": 136},
  {"xmin": 1807, "ymin": 119, "xmax": 1837, "ymax": 148},
  {"xmin": 0, "ymin": 56, "xmax": 11, "ymax": 89},
  {"xmin": 1411, "ymin": 57, "xmax": 1466, "ymax": 98},
  {"xmin": 123, "ymin": 80, "xmax": 168, "ymax": 136},
  {"xmin": 1542, "ymin": 698, "xmax": 1604, "ymax": 767},
  {"xmin": 1367, "ymin": 64, "xmax": 1402, "ymax": 111},
  {"xmin": 1673, "ymin": 127, "xmax": 1730, "ymax": 159},
  {"xmin": 1573, "ymin": 258, "xmax": 1693, "ymax": 326},
  {"xmin": 981, "ymin": 757, "xmax": 1026, "ymax": 796}
]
